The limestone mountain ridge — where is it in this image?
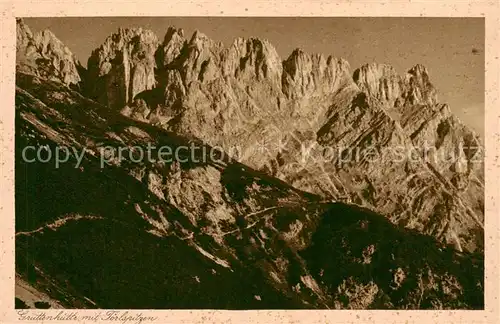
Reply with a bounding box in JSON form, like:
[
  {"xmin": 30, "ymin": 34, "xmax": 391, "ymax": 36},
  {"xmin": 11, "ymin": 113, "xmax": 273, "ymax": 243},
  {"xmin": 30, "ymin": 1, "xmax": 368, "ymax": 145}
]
[
  {"xmin": 75, "ymin": 25, "xmax": 484, "ymax": 252},
  {"xmin": 14, "ymin": 20, "xmax": 485, "ymax": 309}
]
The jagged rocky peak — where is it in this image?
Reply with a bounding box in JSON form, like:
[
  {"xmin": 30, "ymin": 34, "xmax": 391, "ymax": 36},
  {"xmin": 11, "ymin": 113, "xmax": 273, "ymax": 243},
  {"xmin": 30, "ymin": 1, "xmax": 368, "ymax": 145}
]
[
  {"xmin": 86, "ymin": 27, "xmax": 159, "ymax": 109},
  {"xmin": 16, "ymin": 18, "xmax": 81, "ymax": 86},
  {"xmin": 159, "ymin": 26, "xmax": 186, "ymax": 66},
  {"xmin": 207, "ymin": 36, "xmax": 283, "ymax": 88},
  {"xmin": 353, "ymin": 62, "xmax": 438, "ymax": 108},
  {"xmin": 404, "ymin": 63, "xmax": 438, "ymax": 106},
  {"xmin": 282, "ymin": 48, "xmax": 354, "ymax": 99},
  {"xmin": 16, "ymin": 19, "xmax": 37, "ymax": 68},
  {"xmin": 170, "ymin": 32, "xmax": 285, "ymax": 88},
  {"xmin": 16, "ymin": 18, "xmax": 34, "ymax": 52},
  {"xmin": 189, "ymin": 29, "xmax": 214, "ymax": 47},
  {"xmin": 95, "ymin": 27, "xmax": 160, "ymax": 57},
  {"xmin": 353, "ymin": 63, "xmax": 405, "ymax": 107},
  {"xmin": 174, "ymin": 30, "xmax": 225, "ymax": 84}
]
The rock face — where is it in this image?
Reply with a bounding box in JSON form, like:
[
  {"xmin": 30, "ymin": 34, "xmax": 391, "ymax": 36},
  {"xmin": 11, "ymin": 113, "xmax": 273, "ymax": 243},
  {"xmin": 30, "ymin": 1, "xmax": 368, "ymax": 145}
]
[
  {"xmin": 16, "ymin": 19, "xmax": 81, "ymax": 86},
  {"xmin": 352, "ymin": 63, "xmax": 405, "ymax": 107},
  {"xmin": 353, "ymin": 63, "xmax": 438, "ymax": 108},
  {"xmin": 351, "ymin": 64, "xmax": 482, "ymax": 252},
  {"xmin": 14, "ymin": 22, "xmax": 485, "ymax": 309},
  {"xmin": 86, "ymin": 27, "xmax": 159, "ymax": 109}
]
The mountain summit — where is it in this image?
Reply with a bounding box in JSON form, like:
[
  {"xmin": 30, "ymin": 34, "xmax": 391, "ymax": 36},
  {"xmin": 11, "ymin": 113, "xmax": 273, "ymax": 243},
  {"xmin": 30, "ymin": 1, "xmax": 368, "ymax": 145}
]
[{"xmin": 16, "ymin": 18, "xmax": 81, "ymax": 86}]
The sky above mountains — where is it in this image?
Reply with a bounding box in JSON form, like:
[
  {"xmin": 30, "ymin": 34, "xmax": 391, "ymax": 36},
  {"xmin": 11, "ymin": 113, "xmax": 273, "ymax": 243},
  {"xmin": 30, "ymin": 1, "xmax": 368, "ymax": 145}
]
[{"xmin": 23, "ymin": 17, "xmax": 484, "ymax": 137}]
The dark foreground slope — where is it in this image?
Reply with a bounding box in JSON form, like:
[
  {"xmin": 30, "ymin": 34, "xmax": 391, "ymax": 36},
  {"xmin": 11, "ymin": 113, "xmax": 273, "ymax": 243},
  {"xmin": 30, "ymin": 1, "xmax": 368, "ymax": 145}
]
[{"xmin": 15, "ymin": 73, "xmax": 483, "ymax": 309}]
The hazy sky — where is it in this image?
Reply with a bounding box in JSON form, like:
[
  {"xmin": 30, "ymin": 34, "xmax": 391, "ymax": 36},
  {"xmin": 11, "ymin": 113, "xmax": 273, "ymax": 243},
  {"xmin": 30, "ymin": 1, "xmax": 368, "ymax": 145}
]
[{"xmin": 23, "ymin": 17, "xmax": 485, "ymax": 137}]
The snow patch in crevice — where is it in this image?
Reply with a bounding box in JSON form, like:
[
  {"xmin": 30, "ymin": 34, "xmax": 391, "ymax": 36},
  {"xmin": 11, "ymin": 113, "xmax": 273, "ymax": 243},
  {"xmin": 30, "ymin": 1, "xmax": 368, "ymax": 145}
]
[
  {"xmin": 192, "ymin": 243, "xmax": 232, "ymax": 270},
  {"xmin": 16, "ymin": 214, "xmax": 104, "ymax": 237}
]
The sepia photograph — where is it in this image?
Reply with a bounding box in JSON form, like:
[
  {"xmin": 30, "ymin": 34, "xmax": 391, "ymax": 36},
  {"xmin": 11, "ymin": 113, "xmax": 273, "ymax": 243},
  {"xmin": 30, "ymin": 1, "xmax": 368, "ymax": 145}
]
[
  {"xmin": 12, "ymin": 16, "xmax": 486, "ymax": 310},
  {"xmin": 0, "ymin": 1, "xmax": 498, "ymax": 322}
]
